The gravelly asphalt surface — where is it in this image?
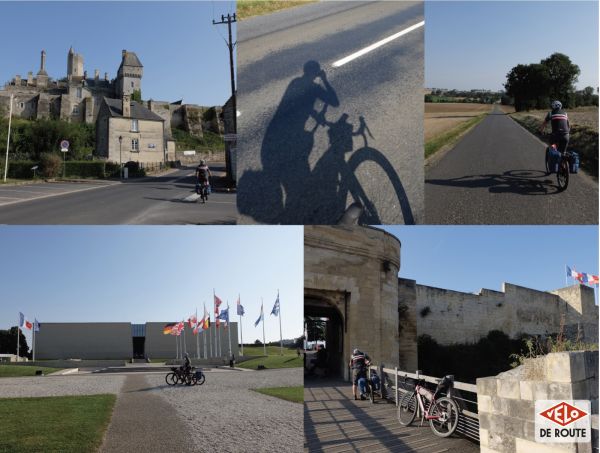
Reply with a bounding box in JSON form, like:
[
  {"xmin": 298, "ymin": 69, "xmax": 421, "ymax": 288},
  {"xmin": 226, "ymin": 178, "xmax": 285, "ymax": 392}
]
[
  {"xmin": 237, "ymin": 1, "xmax": 424, "ymax": 225},
  {"xmin": 425, "ymin": 105, "xmax": 598, "ymax": 224},
  {"xmin": 0, "ymin": 374, "xmax": 125, "ymax": 398},
  {"xmin": 148, "ymin": 368, "xmax": 304, "ymax": 452}
]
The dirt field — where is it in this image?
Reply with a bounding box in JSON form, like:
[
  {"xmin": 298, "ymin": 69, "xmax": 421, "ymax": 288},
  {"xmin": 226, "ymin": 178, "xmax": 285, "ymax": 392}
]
[
  {"xmin": 425, "ymin": 103, "xmax": 493, "ymax": 141},
  {"xmin": 511, "ymin": 106, "xmax": 598, "ymax": 132}
]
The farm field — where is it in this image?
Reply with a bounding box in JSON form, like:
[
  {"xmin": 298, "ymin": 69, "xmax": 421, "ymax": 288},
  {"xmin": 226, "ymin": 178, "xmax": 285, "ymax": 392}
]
[
  {"xmin": 510, "ymin": 106, "xmax": 598, "ymax": 132},
  {"xmin": 425, "ymin": 103, "xmax": 493, "ymax": 141}
]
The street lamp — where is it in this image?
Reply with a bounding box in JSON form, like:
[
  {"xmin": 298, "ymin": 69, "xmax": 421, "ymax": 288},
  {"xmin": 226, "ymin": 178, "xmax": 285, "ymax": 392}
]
[{"xmin": 118, "ymin": 135, "xmax": 123, "ymax": 179}]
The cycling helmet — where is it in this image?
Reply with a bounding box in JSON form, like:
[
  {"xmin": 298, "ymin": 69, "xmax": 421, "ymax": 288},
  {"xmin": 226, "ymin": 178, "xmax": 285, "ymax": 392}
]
[
  {"xmin": 551, "ymin": 100, "xmax": 562, "ymax": 110},
  {"xmin": 353, "ymin": 348, "xmax": 359, "ymax": 355},
  {"xmin": 200, "ymin": 160, "xmax": 206, "ymax": 165}
]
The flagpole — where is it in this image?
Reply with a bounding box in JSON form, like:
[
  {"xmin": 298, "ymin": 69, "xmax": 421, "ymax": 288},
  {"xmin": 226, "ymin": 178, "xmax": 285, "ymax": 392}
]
[
  {"xmin": 261, "ymin": 298, "xmax": 266, "ymax": 357},
  {"xmin": 227, "ymin": 304, "xmax": 232, "ymax": 358},
  {"xmin": 209, "ymin": 315, "xmax": 213, "ymax": 358},
  {"xmin": 213, "ymin": 289, "xmax": 218, "ymax": 358},
  {"xmin": 32, "ymin": 323, "xmax": 35, "ymax": 362},
  {"xmin": 196, "ymin": 308, "xmax": 199, "ymax": 359},
  {"xmin": 239, "ymin": 293, "xmax": 244, "ymax": 356},
  {"xmin": 16, "ymin": 314, "xmax": 20, "ymax": 362},
  {"xmin": 566, "ymin": 265, "xmax": 568, "ymax": 287},
  {"xmin": 278, "ymin": 290, "xmax": 283, "ymax": 356},
  {"xmin": 175, "ymin": 333, "xmax": 178, "ymax": 360}
]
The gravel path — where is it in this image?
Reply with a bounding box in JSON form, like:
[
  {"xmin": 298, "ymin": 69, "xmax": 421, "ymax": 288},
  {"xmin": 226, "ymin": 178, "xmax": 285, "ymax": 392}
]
[
  {"xmin": 147, "ymin": 368, "xmax": 303, "ymax": 452},
  {"xmin": 0, "ymin": 374, "xmax": 125, "ymax": 398}
]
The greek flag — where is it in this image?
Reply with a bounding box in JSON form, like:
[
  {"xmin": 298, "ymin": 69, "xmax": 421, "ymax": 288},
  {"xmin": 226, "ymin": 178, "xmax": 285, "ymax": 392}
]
[
  {"xmin": 218, "ymin": 307, "xmax": 229, "ymax": 323},
  {"xmin": 254, "ymin": 305, "xmax": 263, "ymax": 327},
  {"xmin": 270, "ymin": 295, "xmax": 280, "ymax": 316}
]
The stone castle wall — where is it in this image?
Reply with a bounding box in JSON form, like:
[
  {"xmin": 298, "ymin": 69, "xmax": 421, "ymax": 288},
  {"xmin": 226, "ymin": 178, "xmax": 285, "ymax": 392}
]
[{"xmin": 413, "ymin": 281, "xmax": 598, "ymax": 345}]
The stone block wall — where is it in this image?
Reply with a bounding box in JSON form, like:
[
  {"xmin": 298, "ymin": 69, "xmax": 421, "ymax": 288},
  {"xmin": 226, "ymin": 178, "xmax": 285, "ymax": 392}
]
[{"xmin": 477, "ymin": 351, "xmax": 598, "ymax": 453}]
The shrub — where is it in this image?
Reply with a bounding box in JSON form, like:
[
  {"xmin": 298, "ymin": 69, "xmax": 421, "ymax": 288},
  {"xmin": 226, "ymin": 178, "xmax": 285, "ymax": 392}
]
[{"xmin": 40, "ymin": 153, "xmax": 63, "ymax": 178}]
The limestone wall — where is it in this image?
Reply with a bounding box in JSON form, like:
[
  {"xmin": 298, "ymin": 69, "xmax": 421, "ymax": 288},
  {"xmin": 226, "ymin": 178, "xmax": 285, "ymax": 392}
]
[
  {"xmin": 108, "ymin": 117, "xmax": 165, "ymax": 164},
  {"xmin": 477, "ymin": 351, "xmax": 598, "ymax": 453},
  {"xmin": 414, "ymin": 282, "xmax": 598, "ymax": 345}
]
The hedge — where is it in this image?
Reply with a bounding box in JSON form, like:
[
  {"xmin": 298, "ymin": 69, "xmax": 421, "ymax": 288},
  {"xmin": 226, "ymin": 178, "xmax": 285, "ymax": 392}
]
[{"xmin": 0, "ymin": 161, "xmax": 121, "ymax": 180}]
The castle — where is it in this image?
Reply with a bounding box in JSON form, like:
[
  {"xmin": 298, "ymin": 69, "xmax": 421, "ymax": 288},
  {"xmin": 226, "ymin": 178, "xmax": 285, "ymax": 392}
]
[{"xmin": 0, "ymin": 48, "xmax": 225, "ymax": 163}]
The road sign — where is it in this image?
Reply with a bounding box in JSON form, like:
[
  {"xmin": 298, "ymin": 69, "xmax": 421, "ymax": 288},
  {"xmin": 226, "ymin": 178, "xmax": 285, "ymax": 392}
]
[
  {"xmin": 60, "ymin": 140, "xmax": 69, "ymax": 153},
  {"xmin": 223, "ymin": 134, "xmax": 237, "ymax": 142}
]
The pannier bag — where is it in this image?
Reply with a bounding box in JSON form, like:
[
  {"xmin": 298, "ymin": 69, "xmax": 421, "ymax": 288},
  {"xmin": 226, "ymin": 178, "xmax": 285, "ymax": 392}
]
[
  {"xmin": 547, "ymin": 146, "xmax": 561, "ymax": 173},
  {"xmin": 370, "ymin": 373, "xmax": 381, "ymax": 391},
  {"xmin": 569, "ymin": 152, "xmax": 579, "ymax": 174}
]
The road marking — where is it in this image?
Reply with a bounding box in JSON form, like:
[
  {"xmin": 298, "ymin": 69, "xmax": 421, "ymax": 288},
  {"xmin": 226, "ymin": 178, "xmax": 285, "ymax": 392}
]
[{"xmin": 332, "ymin": 20, "xmax": 425, "ymax": 67}]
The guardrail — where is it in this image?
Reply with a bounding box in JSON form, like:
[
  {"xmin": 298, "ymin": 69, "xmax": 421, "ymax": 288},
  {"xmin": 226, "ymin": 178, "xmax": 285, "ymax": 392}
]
[{"xmin": 372, "ymin": 365, "xmax": 480, "ymax": 443}]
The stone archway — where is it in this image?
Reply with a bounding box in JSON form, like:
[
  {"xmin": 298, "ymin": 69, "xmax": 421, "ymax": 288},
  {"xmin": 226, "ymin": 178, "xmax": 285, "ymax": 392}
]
[{"xmin": 305, "ymin": 289, "xmax": 348, "ymax": 378}]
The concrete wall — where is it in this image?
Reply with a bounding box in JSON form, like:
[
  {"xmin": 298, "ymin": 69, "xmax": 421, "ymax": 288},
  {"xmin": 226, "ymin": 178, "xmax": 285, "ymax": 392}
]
[
  {"xmin": 107, "ymin": 117, "xmax": 165, "ymax": 164},
  {"xmin": 36, "ymin": 323, "xmax": 132, "ymax": 360},
  {"xmin": 145, "ymin": 322, "xmax": 239, "ymax": 360},
  {"xmin": 414, "ymin": 282, "xmax": 598, "ymax": 345},
  {"xmin": 477, "ymin": 351, "xmax": 598, "ymax": 453},
  {"xmin": 305, "ymin": 226, "xmax": 415, "ymax": 379}
]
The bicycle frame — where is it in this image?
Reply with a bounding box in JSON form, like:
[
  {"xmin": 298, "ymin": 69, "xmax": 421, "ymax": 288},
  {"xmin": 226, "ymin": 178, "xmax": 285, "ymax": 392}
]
[{"xmin": 413, "ymin": 382, "xmax": 443, "ymax": 422}]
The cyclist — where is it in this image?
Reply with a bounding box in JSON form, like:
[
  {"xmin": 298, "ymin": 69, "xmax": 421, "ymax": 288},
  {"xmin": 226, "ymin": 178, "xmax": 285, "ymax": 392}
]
[
  {"xmin": 182, "ymin": 352, "xmax": 192, "ymax": 377},
  {"xmin": 539, "ymin": 100, "xmax": 570, "ymax": 154},
  {"xmin": 195, "ymin": 160, "xmax": 212, "ymax": 192},
  {"xmin": 349, "ymin": 348, "xmax": 371, "ymax": 400}
]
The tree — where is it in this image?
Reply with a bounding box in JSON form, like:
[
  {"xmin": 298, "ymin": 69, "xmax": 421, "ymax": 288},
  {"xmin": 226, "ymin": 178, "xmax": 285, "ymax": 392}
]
[
  {"xmin": 540, "ymin": 53, "xmax": 580, "ymax": 105},
  {"xmin": 0, "ymin": 327, "xmax": 30, "ymax": 358},
  {"xmin": 254, "ymin": 339, "xmax": 263, "ymax": 346},
  {"xmin": 131, "ymin": 89, "xmax": 142, "ymax": 102}
]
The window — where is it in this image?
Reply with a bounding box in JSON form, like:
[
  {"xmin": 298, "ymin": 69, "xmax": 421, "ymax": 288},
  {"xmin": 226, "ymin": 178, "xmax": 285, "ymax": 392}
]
[
  {"xmin": 19, "ymin": 102, "xmax": 24, "ymax": 109},
  {"xmin": 131, "ymin": 119, "xmax": 139, "ymax": 132},
  {"xmin": 131, "ymin": 81, "xmax": 134, "ymax": 88},
  {"xmin": 72, "ymin": 105, "xmax": 79, "ymax": 115},
  {"xmin": 76, "ymin": 87, "xmax": 82, "ymax": 98},
  {"xmin": 131, "ymin": 138, "xmax": 139, "ymax": 151}
]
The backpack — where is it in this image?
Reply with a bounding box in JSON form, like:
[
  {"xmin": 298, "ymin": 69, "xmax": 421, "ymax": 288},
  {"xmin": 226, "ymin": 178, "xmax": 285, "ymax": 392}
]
[{"xmin": 197, "ymin": 166, "xmax": 208, "ymax": 181}]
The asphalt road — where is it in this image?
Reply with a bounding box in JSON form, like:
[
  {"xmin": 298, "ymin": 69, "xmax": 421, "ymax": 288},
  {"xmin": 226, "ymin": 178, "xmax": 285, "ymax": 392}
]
[
  {"xmin": 0, "ymin": 166, "xmax": 236, "ymax": 224},
  {"xmin": 425, "ymin": 106, "xmax": 599, "ymax": 224},
  {"xmin": 237, "ymin": 1, "xmax": 424, "ymax": 225}
]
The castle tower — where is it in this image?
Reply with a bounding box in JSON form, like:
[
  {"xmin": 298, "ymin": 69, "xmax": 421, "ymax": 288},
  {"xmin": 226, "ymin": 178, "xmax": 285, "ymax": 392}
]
[
  {"xmin": 37, "ymin": 50, "xmax": 49, "ymax": 88},
  {"xmin": 67, "ymin": 47, "xmax": 84, "ymax": 81},
  {"xmin": 116, "ymin": 49, "xmax": 143, "ymax": 97}
]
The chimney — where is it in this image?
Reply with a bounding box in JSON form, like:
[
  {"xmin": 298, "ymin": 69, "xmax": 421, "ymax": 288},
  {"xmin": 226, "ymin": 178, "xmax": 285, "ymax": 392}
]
[
  {"xmin": 94, "ymin": 69, "xmax": 99, "ymax": 80},
  {"xmin": 104, "ymin": 72, "xmax": 109, "ymax": 81},
  {"xmin": 27, "ymin": 71, "xmax": 33, "ymax": 85},
  {"xmin": 14, "ymin": 75, "xmax": 21, "ymax": 85},
  {"xmin": 40, "ymin": 50, "xmax": 46, "ymax": 72},
  {"xmin": 122, "ymin": 49, "xmax": 127, "ymax": 57},
  {"xmin": 122, "ymin": 94, "xmax": 131, "ymax": 118}
]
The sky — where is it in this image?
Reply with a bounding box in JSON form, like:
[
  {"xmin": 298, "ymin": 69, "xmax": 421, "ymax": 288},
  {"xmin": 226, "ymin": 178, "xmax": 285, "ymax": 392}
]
[
  {"xmin": 426, "ymin": 1, "xmax": 599, "ymax": 91},
  {"xmin": 0, "ymin": 226, "xmax": 302, "ymax": 349},
  {"xmin": 380, "ymin": 225, "xmax": 599, "ymax": 296},
  {"xmin": 0, "ymin": 1, "xmax": 237, "ymax": 106}
]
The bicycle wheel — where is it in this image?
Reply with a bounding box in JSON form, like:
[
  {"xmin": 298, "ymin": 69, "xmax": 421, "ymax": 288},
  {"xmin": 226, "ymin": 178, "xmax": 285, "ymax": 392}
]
[
  {"xmin": 429, "ymin": 397, "xmax": 459, "ymax": 438},
  {"xmin": 196, "ymin": 373, "xmax": 206, "ymax": 385},
  {"xmin": 346, "ymin": 147, "xmax": 415, "ymax": 225},
  {"xmin": 165, "ymin": 373, "xmax": 177, "ymax": 386},
  {"xmin": 397, "ymin": 392, "xmax": 417, "ymax": 426},
  {"xmin": 556, "ymin": 158, "xmax": 569, "ymax": 191}
]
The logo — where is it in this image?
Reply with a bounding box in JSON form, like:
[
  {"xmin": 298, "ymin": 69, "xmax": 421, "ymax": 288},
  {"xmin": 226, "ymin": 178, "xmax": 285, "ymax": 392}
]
[
  {"xmin": 535, "ymin": 400, "xmax": 591, "ymax": 443},
  {"xmin": 539, "ymin": 402, "xmax": 588, "ymax": 427}
]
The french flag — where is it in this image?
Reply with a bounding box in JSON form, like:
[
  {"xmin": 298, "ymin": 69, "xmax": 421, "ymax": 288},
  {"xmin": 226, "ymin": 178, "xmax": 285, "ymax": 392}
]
[
  {"xmin": 567, "ymin": 266, "xmax": 584, "ymax": 282},
  {"xmin": 19, "ymin": 312, "xmax": 33, "ymax": 330}
]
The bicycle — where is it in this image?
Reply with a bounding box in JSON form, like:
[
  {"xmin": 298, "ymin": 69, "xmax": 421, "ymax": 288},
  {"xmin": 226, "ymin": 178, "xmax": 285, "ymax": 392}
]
[
  {"xmin": 397, "ymin": 375, "xmax": 459, "ymax": 438},
  {"xmin": 196, "ymin": 179, "xmax": 210, "ymax": 203},
  {"xmin": 165, "ymin": 366, "xmax": 206, "ymax": 386}
]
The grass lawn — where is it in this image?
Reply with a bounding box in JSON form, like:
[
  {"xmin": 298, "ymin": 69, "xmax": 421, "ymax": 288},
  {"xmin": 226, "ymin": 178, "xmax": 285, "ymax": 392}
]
[
  {"xmin": 0, "ymin": 364, "xmax": 63, "ymax": 377},
  {"xmin": 425, "ymin": 114, "xmax": 487, "ymax": 159},
  {"xmin": 253, "ymin": 386, "xmax": 303, "ymax": 403},
  {"xmin": 0, "ymin": 394, "xmax": 116, "ymax": 452},
  {"xmin": 238, "ymin": 346, "xmax": 302, "ymax": 369},
  {"xmin": 237, "ymin": 0, "xmax": 317, "ymax": 19}
]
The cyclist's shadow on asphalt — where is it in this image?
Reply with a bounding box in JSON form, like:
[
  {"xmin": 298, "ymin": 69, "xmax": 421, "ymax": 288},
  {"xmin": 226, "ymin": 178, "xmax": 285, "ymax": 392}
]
[{"xmin": 237, "ymin": 60, "xmax": 414, "ymax": 225}]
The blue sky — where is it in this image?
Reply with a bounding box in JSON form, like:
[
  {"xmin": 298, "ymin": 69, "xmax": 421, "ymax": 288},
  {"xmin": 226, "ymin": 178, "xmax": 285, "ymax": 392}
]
[
  {"xmin": 426, "ymin": 1, "xmax": 599, "ymax": 91},
  {"xmin": 0, "ymin": 226, "xmax": 302, "ymax": 348},
  {"xmin": 0, "ymin": 1, "xmax": 236, "ymax": 106},
  {"xmin": 380, "ymin": 226, "xmax": 599, "ymax": 295}
]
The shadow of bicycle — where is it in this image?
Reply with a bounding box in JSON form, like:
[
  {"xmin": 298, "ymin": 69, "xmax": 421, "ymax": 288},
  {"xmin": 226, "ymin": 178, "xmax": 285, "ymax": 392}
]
[{"xmin": 238, "ymin": 60, "xmax": 414, "ymax": 225}]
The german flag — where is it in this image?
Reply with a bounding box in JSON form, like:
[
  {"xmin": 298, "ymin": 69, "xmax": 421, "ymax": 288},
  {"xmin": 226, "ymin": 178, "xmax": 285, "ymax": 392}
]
[{"xmin": 163, "ymin": 323, "xmax": 177, "ymax": 335}]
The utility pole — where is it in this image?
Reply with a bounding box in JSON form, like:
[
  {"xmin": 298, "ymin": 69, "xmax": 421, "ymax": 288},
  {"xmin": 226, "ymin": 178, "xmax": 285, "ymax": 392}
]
[
  {"xmin": 213, "ymin": 13, "xmax": 236, "ymax": 185},
  {"xmin": 3, "ymin": 93, "xmax": 13, "ymax": 182}
]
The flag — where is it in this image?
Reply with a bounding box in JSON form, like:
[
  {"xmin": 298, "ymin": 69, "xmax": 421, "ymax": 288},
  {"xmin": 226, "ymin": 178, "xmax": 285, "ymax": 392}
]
[
  {"xmin": 188, "ymin": 312, "xmax": 197, "ymax": 329},
  {"xmin": 567, "ymin": 266, "xmax": 584, "ymax": 282},
  {"xmin": 163, "ymin": 323, "xmax": 177, "ymax": 335},
  {"xmin": 254, "ymin": 305, "xmax": 264, "ymax": 327},
  {"xmin": 214, "ymin": 294, "xmax": 223, "ymax": 314},
  {"xmin": 271, "ymin": 295, "xmax": 280, "ymax": 316},
  {"xmin": 585, "ymin": 273, "xmax": 599, "ymax": 285},
  {"xmin": 237, "ymin": 296, "xmax": 244, "ymax": 316},
  {"xmin": 218, "ymin": 307, "xmax": 229, "ymax": 323},
  {"xmin": 170, "ymin": 321, "xmax": 185, "ymax": 336},
  {"xmin": 34, "ymin": 319, "xmax": 40, "ymax": 332},
  {"xmin": 195, "ymin": 306, "xmax": 210, "ymax": 334},
  {"xmin": 19, "ymin": 312, "xmax": 33, "ymax": 330}
]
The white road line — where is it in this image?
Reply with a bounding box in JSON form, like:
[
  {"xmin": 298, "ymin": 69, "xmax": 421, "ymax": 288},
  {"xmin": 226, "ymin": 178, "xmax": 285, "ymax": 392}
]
[{"xmin": 332, "ymin": 20, "xmax": 425, "ymax": 68}]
